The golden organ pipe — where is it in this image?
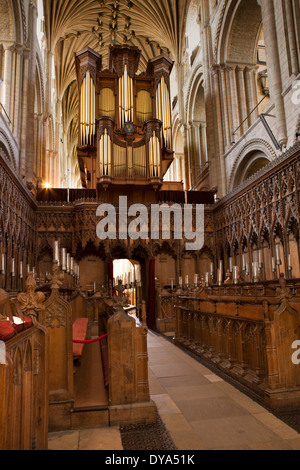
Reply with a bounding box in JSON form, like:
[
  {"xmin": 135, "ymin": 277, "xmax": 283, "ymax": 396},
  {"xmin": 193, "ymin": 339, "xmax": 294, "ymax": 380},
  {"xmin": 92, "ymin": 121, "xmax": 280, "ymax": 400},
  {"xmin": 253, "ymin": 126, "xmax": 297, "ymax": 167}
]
[
  {"xmin": 104, "ymin": 129, "xmax": 107, "ymax": 173},
  {"xmin": 80, "ymin": 86, "xmax": 83, "ymax": 145},
  {"xmin": 130, "ymin": 76, "xmax": 132, "ymax": 120},
  {"xmin": 119, "ymin": 76, "xmax": 122, "ymax": 126},
  {"xmin": 108, "ymin": 132, "xmax": 111, "ymax": 175},
  {"xmin": 149, "ymin": 136, "xmax": 153, "ymax": 176},
  {"xmin": 124, "ymin": 66, "xmax": 128, "ymax": 123}
]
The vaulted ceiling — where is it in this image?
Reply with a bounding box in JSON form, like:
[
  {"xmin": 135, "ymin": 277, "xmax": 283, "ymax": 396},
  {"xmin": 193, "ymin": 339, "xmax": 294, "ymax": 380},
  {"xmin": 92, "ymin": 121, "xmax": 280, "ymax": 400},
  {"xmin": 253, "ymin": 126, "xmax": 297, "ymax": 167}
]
[{"xmin": 43, "ymin": 0, "xmax": 192, "ymax": 99}]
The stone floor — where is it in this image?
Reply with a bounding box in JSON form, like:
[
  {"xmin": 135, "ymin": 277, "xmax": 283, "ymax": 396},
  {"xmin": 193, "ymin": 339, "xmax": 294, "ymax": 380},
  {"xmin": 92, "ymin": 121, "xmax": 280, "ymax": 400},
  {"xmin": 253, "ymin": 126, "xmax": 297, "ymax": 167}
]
[{"xmin": 48, "ymin": 330, "xmax": 300, "ymax": 451}]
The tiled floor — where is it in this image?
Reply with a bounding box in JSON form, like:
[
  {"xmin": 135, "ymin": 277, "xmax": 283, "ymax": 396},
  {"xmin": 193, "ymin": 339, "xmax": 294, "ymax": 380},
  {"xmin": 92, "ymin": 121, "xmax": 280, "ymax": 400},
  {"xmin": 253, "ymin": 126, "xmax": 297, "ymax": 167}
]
[{"xmin": 48, "ymin": 330, "xmax": 300, "ymax": 451}]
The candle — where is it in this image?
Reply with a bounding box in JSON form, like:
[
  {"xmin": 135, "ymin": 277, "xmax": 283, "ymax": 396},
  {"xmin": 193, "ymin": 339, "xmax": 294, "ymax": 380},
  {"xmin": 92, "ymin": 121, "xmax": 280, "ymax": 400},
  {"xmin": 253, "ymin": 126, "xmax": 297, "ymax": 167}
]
[
  {"xmin": 272, "ymin": 257, "xmax": 276, "ymax": 272},
  {"xmin": 1, "ymin": 254, "xmax": 5, "ymax": 274},
  {"xmin": 94, "ymin": 282, "xmax": 96, "ymax": 292},
  {"xmin": 217, "ymin": 269, "xmax": 222, "ymax": 285},
  {"xmin": 128, "ymin": 272, "xmax": 131, "ymax": 284},
  {"xmin": 62, "ymin": 248, "xmax": 67, "ymax": 271},
  {"xmin": 54, "ymin": 241, "xmax": 59, "ymax": 262},
  {"xmin": 245, "ymin": 263, "xmax": 249, "ymax": 276},
  {"xmin": 228, "ymin": 258, "xmax": 233, "ymax": 273},
  {"xmin": 205, "ymin": 272, "xmax": 209, "ymax": 286},
  {"xmin": 33, "ymin": 267, "xmax": 36, "ymax": 279},
  {"xmin": 233, "ymin": 266, "xmax": 239, "ymax": 284},
  {"xmin": 20, "ymin": 261, "xmax": 23, "ymax": 279},
  {"xmin": 67, "ymin": 253, "xmax": 70, "ymax": 273},
  {"xmin": 70, "ymin": 257, "xmax": 74, "ymax": 274},
  {"xmin": 11, "ymin": 259, "xmax": 15, "ymax": 277},
  {"xmin": 185, "ymin": 275, "xmax": 189, "ymax": 286},
  {"xmin": 275, "ymin": 245, "xmax": 281, "ymax": 265},
  {"xmin": 288, "ymin": 255, "xmax": 292, "ymax": 271},
  {"xmin": 242, "ymin": 254, "xmax": 246, "ymax": 271},
  {"xmin": 210, "ymin": 262, "xmax": 214, "ymax": 276},
  {"xmin": 179, "ymin": 277, "xmax": 183, "ymax": 287},
  {"xmin": 258, "ymin": 250, "xmax": 263, "ymax": 268},
  {"xmin": 253, "ymin": 262, "xmax": 258, "ymax": 281},
  {"xmin": 194, "ymin": 274, "xmax": 198, "ymax": 287},
  {"xmin": 27, "ymin": 264, "xmax": 30, "ymax": 274},
  {"xmin": 171, "ymin": 280, "xmax": 174, "ymax": 290},
  {"xmin": 135, "ymin": 265, "xmax": 141, "ymax": 283}
]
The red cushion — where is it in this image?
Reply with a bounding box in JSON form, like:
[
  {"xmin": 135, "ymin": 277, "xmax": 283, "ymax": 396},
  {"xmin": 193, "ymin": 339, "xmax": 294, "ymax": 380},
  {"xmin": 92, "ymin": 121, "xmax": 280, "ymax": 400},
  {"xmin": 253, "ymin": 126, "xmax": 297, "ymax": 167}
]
[
  {"xmin": 0, "ymin": 321, "xmax": 15, "ymax": 342},
  {"xmin": 23, "ymin": 316, "xmax": 33, "ymax": 329},
  {"xmin": 13, "ymin": 322, "xmax": 24, "ymax": 333}
]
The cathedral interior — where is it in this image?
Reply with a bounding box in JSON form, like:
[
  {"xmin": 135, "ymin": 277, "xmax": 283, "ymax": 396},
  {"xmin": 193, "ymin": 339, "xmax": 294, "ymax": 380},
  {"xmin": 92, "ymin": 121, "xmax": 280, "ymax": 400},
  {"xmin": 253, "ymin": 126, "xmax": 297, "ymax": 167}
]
[{"xmin": 1, "ymin": 0, "xmax": 300, "ymax": 451}]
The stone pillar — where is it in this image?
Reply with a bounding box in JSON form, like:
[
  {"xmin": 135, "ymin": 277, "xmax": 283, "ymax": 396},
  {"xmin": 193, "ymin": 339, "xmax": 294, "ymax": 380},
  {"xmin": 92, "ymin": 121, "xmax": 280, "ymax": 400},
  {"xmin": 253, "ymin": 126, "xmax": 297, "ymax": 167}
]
[
  {"xmin": 25, "ymin": 2, "xmax": 38, "ymax": 188},
  {"xmin": 236, "ymin": 66, "xmax": 248, "ymax": 134},
  {"xmin": 20, "ymin": 49, "xmax": 30, "ymax": 177},
  {"xmin": 200, "ymin": 0, "xmax": 224, "ymax": 195},
  {"xmin": 258, "ymin": 0, "xmax": 288, "ymax": 147},
  {"xmin": 212, "ymin": 66, "xmax": 227, "ymax": 195},
  {"xmin": 228, "ymin": 65, "xmax": 241, "ymax": 141},
  {"xmin": 2, "ymin": 42, "xmax": 14, "ymax": 121},
  {"xmin": 203, "ymin": 123, "xmax": 208, "ymax": 165},
  {"xmin": 245, "ymin": 66, "xmax": 259, "ymax": 126},
  {"xmin": 285, "ymin": 0, "xmax": 299, "ymax": 76},
  {"xmin": 13, "ymin": 45, "xmax": 23, "ymax": 138},
  {"xmin": 181, "ymin": 124, "xmax": 191, "ymax": 190},
  {"xmin": 219, "ymin": 66, "xmax": 231, "ymax": 150}
]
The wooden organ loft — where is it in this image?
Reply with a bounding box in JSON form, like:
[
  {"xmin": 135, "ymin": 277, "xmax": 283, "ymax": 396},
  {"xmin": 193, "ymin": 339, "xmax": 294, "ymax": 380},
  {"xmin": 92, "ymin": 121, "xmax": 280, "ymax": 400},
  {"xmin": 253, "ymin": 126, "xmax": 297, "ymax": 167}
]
[{"xmin": 75, "ymin": 45, "xmax": 175, "ymax": 194}]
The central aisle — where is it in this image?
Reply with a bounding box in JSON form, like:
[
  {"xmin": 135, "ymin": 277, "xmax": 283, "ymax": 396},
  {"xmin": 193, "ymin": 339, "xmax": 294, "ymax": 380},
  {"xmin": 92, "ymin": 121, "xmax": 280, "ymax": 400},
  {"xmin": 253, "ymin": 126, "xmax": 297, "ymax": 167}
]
[
  {"xmin": 49, "ymin": 328, "xmax": 300, "ymax": 450},
  {"xmin": 147, "ymin": 331, "xmax": 300, "ymax": 451}
]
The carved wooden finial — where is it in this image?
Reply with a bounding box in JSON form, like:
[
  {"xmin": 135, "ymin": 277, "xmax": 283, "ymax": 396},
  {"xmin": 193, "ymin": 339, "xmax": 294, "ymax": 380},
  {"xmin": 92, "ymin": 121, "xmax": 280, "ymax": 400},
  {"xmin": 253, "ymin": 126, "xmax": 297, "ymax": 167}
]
[
  {"xmin": 17, "ymin": 272, "xmax": 45, "ymax": 322},
  {"xmin": 277, "ymin": 273, "xmax": 292, "ymax": 302},
  {"xmin": 142, "ymin": 300, "xmax": 147, "ymax": 327},
  {"xmin": 48, "ymin": 260, "xmax": 64, "ymax": 290}
]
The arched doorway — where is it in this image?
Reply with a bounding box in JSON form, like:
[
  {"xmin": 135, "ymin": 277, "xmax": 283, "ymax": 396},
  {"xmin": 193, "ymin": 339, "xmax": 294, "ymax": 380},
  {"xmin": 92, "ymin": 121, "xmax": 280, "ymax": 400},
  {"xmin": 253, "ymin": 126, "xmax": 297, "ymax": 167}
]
[{"xmin": 113, "ymin": 259, "xmax": 142, "ymax": 315}]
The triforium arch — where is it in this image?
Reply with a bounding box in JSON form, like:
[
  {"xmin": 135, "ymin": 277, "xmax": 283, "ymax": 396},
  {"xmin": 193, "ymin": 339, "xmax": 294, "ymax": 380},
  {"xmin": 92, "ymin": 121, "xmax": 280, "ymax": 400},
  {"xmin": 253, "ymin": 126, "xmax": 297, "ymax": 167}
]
[
  {"xmin": 229, "ymin": 139, "xmax": 276, "ymax": 191},
  {"xmin": 186, "ymin": 66, "xmax": 208, "ymax": 189},
  {"xmin": 165, "ymin": 113, "xmax": 185, "ymax": 187},
  {"xmin": 212, "ymin": 0, "xmax": 270, "ymax": 161}
]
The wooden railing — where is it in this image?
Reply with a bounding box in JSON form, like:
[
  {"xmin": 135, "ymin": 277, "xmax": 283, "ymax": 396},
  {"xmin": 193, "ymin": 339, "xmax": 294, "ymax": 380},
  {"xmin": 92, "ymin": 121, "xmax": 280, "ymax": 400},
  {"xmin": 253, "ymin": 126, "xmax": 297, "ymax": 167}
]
[{"xmin": 174, "ymin": 276, "xmax": 300, "ymax": 409}]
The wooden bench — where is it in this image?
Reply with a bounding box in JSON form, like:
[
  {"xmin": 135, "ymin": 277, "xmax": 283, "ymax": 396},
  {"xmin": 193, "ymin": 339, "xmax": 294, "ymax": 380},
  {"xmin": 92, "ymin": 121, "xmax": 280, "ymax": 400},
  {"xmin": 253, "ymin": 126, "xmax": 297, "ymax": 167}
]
[{"xmin": 72, "ymin": 318, "xmax": 89, "ymax": 360}]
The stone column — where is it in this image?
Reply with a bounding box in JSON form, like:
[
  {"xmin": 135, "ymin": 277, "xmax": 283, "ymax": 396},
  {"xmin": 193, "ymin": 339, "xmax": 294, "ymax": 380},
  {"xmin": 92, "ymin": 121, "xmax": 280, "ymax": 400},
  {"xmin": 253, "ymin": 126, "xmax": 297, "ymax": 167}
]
[
  {"xmin": 212, "ymin": 66, "xmax": 225, "ymax": 154},
  {"xmin": 20, "ymin": 49, "xmax": 30, "ymax": 178},
  {"xmin": 236, "ymin": 66, "xmax": 248, "ymax": 134},
  {"xmin": 201, "ymin": 0, "xmax": 224, "ymax": 195},
  {"xmin": 13, "ymin": 45, "xmax": 23, "ymax": 138},
  {"xmin": 285, "ymin": 0, "xmax": 299, "ymax": 76},
  {"xmin": 25, "ymin": 1, "xmax": 38, "ymax": 187},
  {"xmin": 258, "ymin": 0, "xmax": 288, "ymax": 147},
  {"xmin": 200, "ymin": 122, "xmax": 208, "ymax": 166},
  {"xmin": 2, "ymin": 42, "xmax": 14, "ymax": 121},
  {"xmin": 228, "ymin": 65, "xmax": 241, "ymax": 141},
  {"xmin": 212, "ymin": 66, "xmax": 227, "ymax": 194},
  {"xmin": 181, "ymin": 124, "xmax": 191, "ymax": 190},
  {"xmin": 219, "ymin": 66, "xmax": 231, "ymax": 150},
  {"xmin": 245, "ymin": 66, "xmax": 259, "ymax": 125}
]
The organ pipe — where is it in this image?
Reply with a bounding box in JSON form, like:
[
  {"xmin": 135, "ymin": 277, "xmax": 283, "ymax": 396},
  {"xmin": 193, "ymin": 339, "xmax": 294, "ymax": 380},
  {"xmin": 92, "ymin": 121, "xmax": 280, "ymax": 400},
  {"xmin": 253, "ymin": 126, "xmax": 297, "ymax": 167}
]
[
  {"xmin": 156, "ymin": 76, "xmax": 171, "ymax": 149},
  {"xmin": 119, "ymin": 65, "xmax": 133, "ymax": 127},
  {"xmin": 149, "ymin": 131, "xmax": 161, "ymax": 178},
  {"xmin": 99, "ymin": 129, "xmax": 112, "ymax": 176},
  {"xmin": 80, "ymin": 70, "xmax": 95, "ymax": 146}
]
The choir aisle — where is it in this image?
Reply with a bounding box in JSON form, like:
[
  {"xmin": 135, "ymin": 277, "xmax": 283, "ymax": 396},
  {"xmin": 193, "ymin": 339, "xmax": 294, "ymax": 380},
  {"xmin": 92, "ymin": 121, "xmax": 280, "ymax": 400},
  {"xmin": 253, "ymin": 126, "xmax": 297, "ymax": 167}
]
[{"xmin": 48, "ymin": 330, "xmax": 300, "ymax": 451}]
